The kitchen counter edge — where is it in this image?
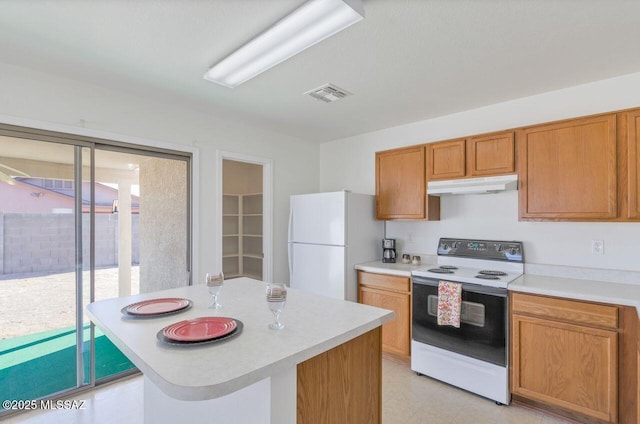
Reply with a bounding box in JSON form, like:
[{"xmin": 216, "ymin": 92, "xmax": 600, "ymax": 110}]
[
  {"xmin": 355, "ymin": 257, "xmax": 436, "ymax": 277},
  {"xmin": 509, "ymin": 274, "xmax": 640, "ymax": 317}
]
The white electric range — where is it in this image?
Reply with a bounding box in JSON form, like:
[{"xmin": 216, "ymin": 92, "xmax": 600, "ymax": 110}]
[{"xmin": 411, "ymin": 237, "xmax": 524, "ymax": 405}]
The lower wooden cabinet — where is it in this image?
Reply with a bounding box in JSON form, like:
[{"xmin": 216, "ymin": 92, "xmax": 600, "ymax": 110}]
[
  {"xmin": 358, "ymin": 271, "xmax": 411, "ymax": 359},
  {"xmin": 511, "ymin": 292, "xmax": 620, "ymax": 423}
]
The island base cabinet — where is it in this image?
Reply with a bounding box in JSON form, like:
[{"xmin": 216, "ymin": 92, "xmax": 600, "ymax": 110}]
[
  {"xmin": 142, "ymin": 328, "xmax": 382, "ymax": 424},
  {"xmin": 297, "ymin": 327, "xmax": 382, "ymax": 424}
]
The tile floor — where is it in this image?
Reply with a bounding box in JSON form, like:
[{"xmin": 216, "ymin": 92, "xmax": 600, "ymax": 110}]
[{"xmin": 5, "ymin": 359, "xmax": 569, "ymax": 423}]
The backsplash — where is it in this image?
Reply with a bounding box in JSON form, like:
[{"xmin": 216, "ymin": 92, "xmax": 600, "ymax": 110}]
[{"xmin": 385, "ymin": 191, "xmax": 640, "ymax": 273}]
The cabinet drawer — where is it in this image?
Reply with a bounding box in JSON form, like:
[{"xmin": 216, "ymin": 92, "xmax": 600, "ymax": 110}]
[
  {"xmin": 512, "ymin": 292, "xmax": 618, "ymax": 330},
  {"xmin": 358, "ymin": 271, "xmax": 410, "ymax": 293}
]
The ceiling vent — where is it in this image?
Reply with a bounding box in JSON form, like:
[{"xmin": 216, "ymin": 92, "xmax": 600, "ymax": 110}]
[{"xmin": 304, "ymin": 83, "xmax": 352, "ymax": 103}]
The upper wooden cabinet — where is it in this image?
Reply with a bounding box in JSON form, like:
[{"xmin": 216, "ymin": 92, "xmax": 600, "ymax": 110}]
[
  {"xmin": 375, "ymin": 107, "xmax": 640, "ymax": 222},
  {"xmin": 518, "ymin": 114, "xmax": 618, "ymax": 220},
  {"xmin": 627, "ymin": 109, "xmax": 640, "ymax": 219},
  {"xmin": 375, "ymin": 146, "xmax": 440, "ymax": 220},
  {"xmin": 427, "ymin": 131, "xmax": 515, "ymax": 181},
  {"xmin": 426, "ymin": 139, "xmax": 465, "ymax": 180},
  {"xmin": 467, "ymin": 132, "xmax": 516, "ymax": 176}
]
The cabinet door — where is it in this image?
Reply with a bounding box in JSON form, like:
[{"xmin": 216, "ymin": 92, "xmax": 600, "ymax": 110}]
[
  {"xmin": 375, "ymin": 146, "xmax": 426, "ymax": 220},
  {"xmin": 518, "ymin": 114, "xmax": 617, "ymax": 220},
  {"xmin": 297, "ymin": 328, "xmax": 382, "ymax": 424},
  {"xmin": 511, "ymin": 313, "xmax": 618, "ymax": 423},
  {"xmin": 359, "ymin": 286, "xmax": 410, "ymax": 357},
  {"xmin": 467, "ymin": 131, "xmax": 515, "ymax": 177},
  {"xmin": 426, "ymin": 139, "xmax": 466, "ymax": 180},
  {"xmin": 627, "ymin": 109, "xmax": 640, "ymax": 218}
]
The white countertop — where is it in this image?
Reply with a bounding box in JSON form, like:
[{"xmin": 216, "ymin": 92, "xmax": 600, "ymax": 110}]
[
  {"xmin": 87, "ymin": 278, "xmax": 394, "ymax": 401},
  {"xmin": 356, "ymin": 257, "xmax": 640, "ymax": 317},
  {"xmin": 355, "ymin": 257, "xmax": 436, "ymax": 277},
  {"xmin": 509, "ymin": 274, "xmax": 640, "ymax": 316}
]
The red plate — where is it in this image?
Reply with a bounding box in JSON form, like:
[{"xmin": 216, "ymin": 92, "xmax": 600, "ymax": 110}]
[
  {"xmin": 125, "ymin": 298, "xmax": 191, "ymax": 316},
  {"xmin": 163, "ymin": 317, "xmax": 237, "ymax": 342}
]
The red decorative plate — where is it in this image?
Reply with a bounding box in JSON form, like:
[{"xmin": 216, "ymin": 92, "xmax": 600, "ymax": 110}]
[
  {"xmin": 124, "ymin": 298, "xmax": 191, "ymax": 316},
  {"xmin": 162, "ymin": 317, "xmax": 238, "ymax": 342}
]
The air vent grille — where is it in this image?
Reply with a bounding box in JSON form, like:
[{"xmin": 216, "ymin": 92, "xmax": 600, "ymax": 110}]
[{"xmin": 304, "ymin": 83, "xmax": 352, "ymax": 103}]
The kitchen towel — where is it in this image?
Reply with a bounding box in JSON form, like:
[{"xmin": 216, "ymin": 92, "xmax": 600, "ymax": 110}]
[{"xmin": 437, "ymin": 280, "xmax": 462, "ymax": 328}]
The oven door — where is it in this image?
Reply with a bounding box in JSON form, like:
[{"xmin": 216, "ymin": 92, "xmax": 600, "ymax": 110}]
[{"xmin": 412, "ymin": 276, "xmax": 508, "ymax": 366}]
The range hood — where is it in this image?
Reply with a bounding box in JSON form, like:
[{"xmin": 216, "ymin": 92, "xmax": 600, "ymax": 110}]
[{"xmin": 427, "ymin": 174, "xmax": 518, "ymax": 196}]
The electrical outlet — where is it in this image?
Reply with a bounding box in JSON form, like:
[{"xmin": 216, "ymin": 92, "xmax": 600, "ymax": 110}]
[{"xmin": 591, "ymin": 239, "xmax": 604, "ymax": 255}]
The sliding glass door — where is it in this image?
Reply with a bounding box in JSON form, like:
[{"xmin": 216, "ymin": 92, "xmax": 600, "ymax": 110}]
[
  {"xmin": 90, "ymin": 148, "xmax": 189, "ymax": 381},
  {"xmin": 0, "ymin": 127, "xmax": 191, "ymax": 414},
  {"xmin": 0, "ymin": 137, "xmax": 90, "ymax": 402}
]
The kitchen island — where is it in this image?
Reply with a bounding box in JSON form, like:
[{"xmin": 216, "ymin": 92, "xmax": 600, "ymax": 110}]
[{"xmin": 87, "ymin": 278, "xmax": 393, "ymax": 424}]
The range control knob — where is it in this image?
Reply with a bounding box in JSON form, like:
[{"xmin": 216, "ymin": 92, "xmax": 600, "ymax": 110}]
[
  {"xmin": 510, "ymin": 247, "xmax": 518, "ymax": 255},
  {"xmin": 496, "ymin": 244, "xmax": 504, "ymax": 252}
]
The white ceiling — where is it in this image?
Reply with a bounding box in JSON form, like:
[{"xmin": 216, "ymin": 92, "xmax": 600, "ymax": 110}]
[{"xmin": 1, "ymin": 0, "xmax": 640, "ymax": 143}]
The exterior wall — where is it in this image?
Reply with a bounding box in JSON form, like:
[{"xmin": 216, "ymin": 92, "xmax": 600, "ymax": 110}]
[
  {"xmin": 0, "ymin": 213, "xmax": 139, "ymax": 275},
  {"xmin": 138, "ymin": 158, "xmax": 187, "ymax": 292},
  {"xmin": 0, "ymin": 179, "xmax": 139, "ymax": 214},
  {"xmin": 0, "ymin": 179, "xmax": 76, "ymax": 214}
]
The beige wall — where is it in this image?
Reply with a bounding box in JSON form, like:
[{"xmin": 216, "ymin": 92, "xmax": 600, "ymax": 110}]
[{"xmin": 138, "ymin": 157, "xmax": 187, "ymax": 292}]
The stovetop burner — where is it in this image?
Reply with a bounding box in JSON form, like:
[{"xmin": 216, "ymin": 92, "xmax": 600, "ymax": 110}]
[
  {"xmin": 478, "ymin": 270, "xmax": 507, "ymax": 276},
  {"xmin": 411, "ymin": 238, "xmax": 524, "ymax": 289},
  {"xmin": 427, "ymin": 268, "xmax": 455, "ymax": 274},
  {"xmin": 475, "ymin": 274, "xmax": 500, "ymax": 280}
]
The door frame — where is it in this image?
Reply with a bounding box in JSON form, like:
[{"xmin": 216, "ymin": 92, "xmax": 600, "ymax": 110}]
[{"xmin": 216, "ymin": 150, "xmax": 273, "ymax": 283}]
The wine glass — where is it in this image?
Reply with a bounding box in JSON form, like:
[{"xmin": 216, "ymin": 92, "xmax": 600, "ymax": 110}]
[
  {"xmin": 266, "ymin": 283, "xmax": 287, "ymax": 330},
  {"xmin": 206, "ymin": 272, "xmax": 224, "ymax": 309}
]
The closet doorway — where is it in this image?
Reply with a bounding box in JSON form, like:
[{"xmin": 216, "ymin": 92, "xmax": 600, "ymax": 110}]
[{"xmin": 218, "ymin": 153, "xmax": 272, "ymax": 283}]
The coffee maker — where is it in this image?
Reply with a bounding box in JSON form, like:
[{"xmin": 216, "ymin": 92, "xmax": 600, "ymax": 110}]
[{"xmin": 382, "ymin": 238, "xmax": 397, "ymax": 263}]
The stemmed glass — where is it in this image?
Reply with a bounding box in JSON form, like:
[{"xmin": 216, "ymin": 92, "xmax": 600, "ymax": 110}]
[
  {"xmin": 266, "ymin": 283, "xmax": 287, "ymax": 330},
  {"xmin": 206, "ymin": 272, "xmax": 224, "ymax": 309}
]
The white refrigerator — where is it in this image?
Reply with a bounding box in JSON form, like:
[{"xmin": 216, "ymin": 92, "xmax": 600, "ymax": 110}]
[{"xmin": 288, "ymin": 191, "xmax": 382, "ymax": 302}]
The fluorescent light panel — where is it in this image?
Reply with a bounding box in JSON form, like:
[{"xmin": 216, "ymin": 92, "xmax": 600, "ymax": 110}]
[{"xmin": 204, "ymin": 0, "xmax": 364, "ymax": 88}]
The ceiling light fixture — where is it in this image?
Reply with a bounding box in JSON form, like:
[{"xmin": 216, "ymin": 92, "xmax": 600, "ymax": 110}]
[{"xmin": 203, "ymin": 0, "xmax": 364, "ymax": 88}]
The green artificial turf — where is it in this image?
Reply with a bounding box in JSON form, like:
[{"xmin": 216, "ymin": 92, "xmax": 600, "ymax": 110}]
[{"xmin": 0, "ymin": 326, "xmax": 135, "ymax": 406}]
